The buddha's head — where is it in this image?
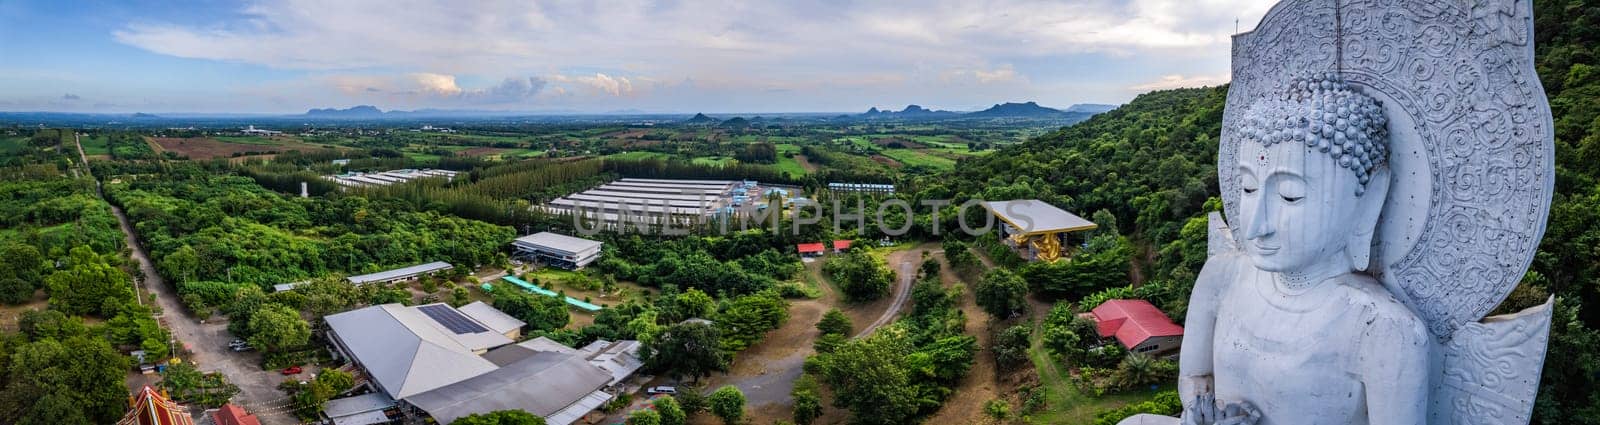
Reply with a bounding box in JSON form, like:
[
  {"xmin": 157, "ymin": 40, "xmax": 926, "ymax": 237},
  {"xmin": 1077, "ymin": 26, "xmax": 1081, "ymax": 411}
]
[{"xmin": 1235, "ymin": 73, "xmax": 1391, "ymax": 274}]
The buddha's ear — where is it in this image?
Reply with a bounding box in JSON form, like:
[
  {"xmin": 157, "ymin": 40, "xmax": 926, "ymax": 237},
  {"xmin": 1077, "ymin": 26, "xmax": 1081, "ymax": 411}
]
[{"xmin": 1348, "ymin": 167, "xmax": 1391, "ymax": 272}]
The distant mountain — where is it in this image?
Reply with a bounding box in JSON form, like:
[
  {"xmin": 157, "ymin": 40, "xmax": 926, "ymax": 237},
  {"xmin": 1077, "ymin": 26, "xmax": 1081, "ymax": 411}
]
[
  {"xmin": 857, "ymin": 104, "xmax": 959, "ymax": 119},
  {"xmin": 305, "ymin": 105, "xmax": 384, "ymax": 118},
  {"xmin": 965, "ymin": 101, "xmax": 1065, "ymax": 118},
  {"xmin": 130, "ymin": 112, "xmax": 161, "ymax": 119},
  {"xmin": 719, "ymin": 117, "xmax": 751, "ymax": 128},
  {"xmin": 684, "ymin": 113, "xmax": 718, "ymax": 124},
  {"xmin": 1066, "ymin": 104, "xmax": 1119, "ymax": 114}
]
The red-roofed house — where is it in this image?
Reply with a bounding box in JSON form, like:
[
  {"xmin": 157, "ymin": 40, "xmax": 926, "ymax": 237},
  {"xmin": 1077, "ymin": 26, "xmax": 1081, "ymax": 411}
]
[
  {"xmin": 1091, "ymin": 299, "xmax": 1184, "ymax": 356},
  {"xmin": 831, "ymin": 239, "xmax": 852, "ymax": 253},
  {"xmin": 796, "ymin": 242, "xmax": 825, "ymax": 257},
  {"xmin": 211, "ymin": 404, "xmax": 262, "ymax": 425}
]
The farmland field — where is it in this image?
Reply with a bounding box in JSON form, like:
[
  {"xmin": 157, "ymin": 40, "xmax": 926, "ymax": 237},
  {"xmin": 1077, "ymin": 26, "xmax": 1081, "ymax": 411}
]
[
  {"xmin": 150, "ymin": 137, "xmax": 332, "ymax": 160},
  {"xmin": 879, "ymin": 148, "xmax": 956, "ymax": 170},
  {"xmin": 78, "ymin": 134, "xmax": 110, "ymax": 156}
]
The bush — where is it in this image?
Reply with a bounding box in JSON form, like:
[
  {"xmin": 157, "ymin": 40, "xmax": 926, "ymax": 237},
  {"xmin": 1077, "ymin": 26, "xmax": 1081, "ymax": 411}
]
[
  {"xmin": 816, "ymin": 308, "xmax": 852, "ymax": 336},
  {"xmin": 992, "ymin": 324, "xmax": 1032, "ymax": 371},
  {"xmin": 983, "ymin": 399, "xmax": 1011, "ymax": 422},
  {"xmin": 655, "ymin": 396, "xmax": 687, "ymax": 425},
  {"xmin": 1091, "ymin": 391, "xmax": 1181, "ymax": 425},
  {"xmin": 708, "ymin": 385, "xmax": 746, "ymax": 424},
  {"xmin": 626, "ymin": 409, "xmax": 661, "ymax": 425}
]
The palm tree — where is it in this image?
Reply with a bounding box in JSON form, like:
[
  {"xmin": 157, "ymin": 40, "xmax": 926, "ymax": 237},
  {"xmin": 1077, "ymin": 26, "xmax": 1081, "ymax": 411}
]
[{"xmin": 1117, "ymin": 352, "xmax": 1158, "ymax": 390}]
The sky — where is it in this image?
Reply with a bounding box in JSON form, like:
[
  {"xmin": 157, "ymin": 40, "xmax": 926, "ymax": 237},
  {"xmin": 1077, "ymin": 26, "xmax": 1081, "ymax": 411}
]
[{"xmin": 0, "ymin": 0, "xmax": 1277, "ymax": 114}]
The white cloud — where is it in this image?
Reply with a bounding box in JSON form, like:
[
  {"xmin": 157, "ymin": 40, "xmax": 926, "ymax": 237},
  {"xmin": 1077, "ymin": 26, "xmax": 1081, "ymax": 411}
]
[
  {"xmin": 1129, "ymin": 74, "xmax": 1230, "ymax": 91},
  {"xmin": 97, "ymin": 0, "xmax": 1276, "ymax": 111},
  {"xmin": 412, "ymin": 73, "xmax": 463, "ymax": 97}
]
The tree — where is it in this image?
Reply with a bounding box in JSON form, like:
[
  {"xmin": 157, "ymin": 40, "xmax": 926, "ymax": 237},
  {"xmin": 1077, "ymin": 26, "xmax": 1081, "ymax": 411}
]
[
  {"xmin": 708, "ymin": 385, "xmax": 746, "ymax": 425},
  {"xmin": 0, "ymin": 336, "xmax": 130, "ymax": 424},
  {"xmin": 318, "ymin": 369, "xmax": 354, "ymax": 394},
  {"xmin": 494, "ymin": 291, "xmax": 570, "ymax": 332},
  {"xmin": 716, "ymin": 290, "xmax": 790, "ymax": 351},
  {"xmin": 627, "ymin": 409, "xmax": 661, "ymax": 425},
  {"xmin": 791, "ymin": 375, "xmax": 822, "ymax": 425},
  {"xmin": 43, "ymin": 246, "xmax": 133, "ymax": 316},
  {"xmin": 645, "ymin": 322, "xmax": 729, "ymax": 382},
  {"xmin": 823, "ymin": 249, "xmax": 892, "ymax": 301},
  {"xmin": 247, "ymin": 304, "xmax": 310, "ymax": 352},
  {"xmin": 817, "ymin": 308, "xmax": 852, "ymax": 336},
  {"xmin": 0, "ymin": 277, "xmax": 33, "ymax": 304},
  {"xmin": 655, "ymin": 396, "xmax": 687, "ymax": 425},
  {"xmin": 450, "ymin": 409, "xmax": 548, "ymax": 425},
  {"xmin": 814, "ymin": 329, "xmax": 921, "ymax": 425},
  {"xmin": 993, "ymin": 324, "xmax": 1032, "ymax": 371},
  {"xmin": 974, "ymin": 269, "xmax": 1028, "ymax": 319},
  {"xmin": 0, "ymin": 243, "xmax": 45, "ymax": 283}
]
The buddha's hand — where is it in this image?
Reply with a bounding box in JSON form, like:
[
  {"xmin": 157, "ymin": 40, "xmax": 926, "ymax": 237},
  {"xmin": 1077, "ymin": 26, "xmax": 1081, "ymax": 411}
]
[{"xmin": 1183, "ymin": 394, "xmax": 1261, "ymax": 425}]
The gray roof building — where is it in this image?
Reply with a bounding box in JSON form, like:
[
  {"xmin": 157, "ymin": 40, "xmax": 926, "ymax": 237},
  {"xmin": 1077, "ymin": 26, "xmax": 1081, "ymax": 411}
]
[
  {"xmin": 457, "ymin": 301, "xmax": 525, "ymax": 336},
  {"xmin": 512, "ymin": 232, "xmax": 603, "ymax": 270},
  {"xmin": 981, "ymin": 200, "xmax": 1098, "ymax": 235},
  {"xmin": 346, "ymin": 261, "xmax": 453, "ymax": 285},
  {"xmin": 324, "ymin": 303, "xmax": 511, "ymax": 399},
  {"xmin": 404, "ymin": 351, "xmax": 614, "ymax": 425}
]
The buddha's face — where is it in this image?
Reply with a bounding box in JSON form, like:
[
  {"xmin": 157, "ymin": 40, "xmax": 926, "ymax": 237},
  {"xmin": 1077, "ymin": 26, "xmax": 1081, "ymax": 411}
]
[{"xmin": 1237, "ymin": 138, "xmax": 1369, "ymax": 273}]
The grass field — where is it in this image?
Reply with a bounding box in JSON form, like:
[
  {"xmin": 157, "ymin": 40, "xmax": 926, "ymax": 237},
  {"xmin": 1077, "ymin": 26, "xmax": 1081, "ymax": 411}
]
[
  {"xmin": 879, "ymin": 148, "xmax": 957, "ymax": 170},
  {"xmin": 78, "ymin": 135, "xmax": 110, "ymax": 156},
  {"xmin": 1027, "ymin": 317, "xmax": 1173, "ymax": 423},
  {"xmin": 691, "ymin": 156, "xmax": 737, "ymax": 166},
  {"xmin": 604, "ymin": 151, "xmax": 672, "ymax": 161}
]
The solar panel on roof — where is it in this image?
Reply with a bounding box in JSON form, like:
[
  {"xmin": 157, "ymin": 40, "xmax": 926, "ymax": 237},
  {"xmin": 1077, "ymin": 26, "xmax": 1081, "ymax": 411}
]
[{"xmin": 418, "ymin": 304, "xmax": 489, "ymax": 334}]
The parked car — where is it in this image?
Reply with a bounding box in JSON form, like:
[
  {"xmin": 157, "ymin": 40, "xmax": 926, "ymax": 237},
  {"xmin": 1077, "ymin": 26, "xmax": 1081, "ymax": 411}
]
[
  {"xmin": 281, "ymin": 366, "xmax": 303, "ymax": 375},
  {"xmin": 646, "ymin": 386, "xmax": 677, "ymax": 395}
]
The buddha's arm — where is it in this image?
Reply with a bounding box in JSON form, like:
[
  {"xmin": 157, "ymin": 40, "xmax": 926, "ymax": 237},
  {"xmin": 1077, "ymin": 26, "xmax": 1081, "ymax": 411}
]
[
  {"xmin": 1360, "ymin": 308, "xmax": 1430, "ymax": 424},
  {"xmin": 1178, "ymin": 253, "xmax": 1235, "ymax": 404}
]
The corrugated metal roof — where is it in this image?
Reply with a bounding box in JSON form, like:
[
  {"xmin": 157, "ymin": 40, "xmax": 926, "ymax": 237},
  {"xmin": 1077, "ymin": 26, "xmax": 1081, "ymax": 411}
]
[
  {"xmin": 1091, "ymin": 299, "xmax": 1183, "ymax": 349},
  {"xmin": 404, "ymin": 352, "xmax": 614, "ymax": 424},
  {"xmin": 322, "ymin": 393, "xmax": 395, "ymax": 419},
  {"xmin": 457, "ymin": 301, "xmax": 525, "ymax": 335},
  {"xmin": 617, "ymin": 177, "xmax": 736, "ymax": 184},
  {"xmin": 347, "ymin": 261, "xmax": 453, "ymax": 284},
  {"xmin": 982, "ymin": 200, "xmax": 1098, "ymax": 235},
  {"xmin": 796, "ymin": 243, "xmax": 825, "ymax": 253},
  {"xmin": 513, "ymin": 232, "xmax": 602, "ymax": 255},
  {"xmin": 324, "ymin": 304, "xmax": 503, "ymax": 399}
]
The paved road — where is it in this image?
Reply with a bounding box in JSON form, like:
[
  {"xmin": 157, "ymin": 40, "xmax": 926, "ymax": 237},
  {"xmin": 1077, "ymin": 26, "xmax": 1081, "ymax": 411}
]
[{"xmin": 84, "ymin": 134, "xmax": 300, "ymax": 424}]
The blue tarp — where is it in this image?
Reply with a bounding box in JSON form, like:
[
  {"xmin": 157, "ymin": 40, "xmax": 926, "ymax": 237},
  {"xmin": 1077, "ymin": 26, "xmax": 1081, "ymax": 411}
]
[{"xmin": 500, "ymin": 276, "xmax": 603, "ymax": 311}]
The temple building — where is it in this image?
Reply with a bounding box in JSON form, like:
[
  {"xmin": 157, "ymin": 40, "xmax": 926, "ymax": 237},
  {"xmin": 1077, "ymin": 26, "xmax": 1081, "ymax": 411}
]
[
  {"xmin": 118, "ymin": 386, "xmax": 195, "ymax": 425},
  {"xmin": 982, "ymin": 199, "xmax": 1097, "ymax": 262}
]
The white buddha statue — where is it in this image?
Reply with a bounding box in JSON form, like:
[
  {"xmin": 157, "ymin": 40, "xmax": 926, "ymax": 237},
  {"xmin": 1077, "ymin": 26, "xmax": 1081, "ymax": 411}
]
[
  {"xmin": 1122, "ymin": 2, "xmax": 1557, "ymax": 424},
  {"xmin": 1178, "ymin": 74, "xmax": 1429, "ymax": 425}
]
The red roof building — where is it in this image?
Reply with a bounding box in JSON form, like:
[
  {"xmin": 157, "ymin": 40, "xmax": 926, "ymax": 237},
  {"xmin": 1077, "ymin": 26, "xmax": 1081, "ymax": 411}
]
[
  {"xmin": 1091, "ymin": 299, "xmax": 1184, "ymax": 355},
  {"xmin": 796, "ymin": 242, "xmax": 825, "ymax": 256},
  {"xmin": 831, "ymin": 239, "xmax": 852, "ymax": 252},
  {"xmin": 117, "ymin": 386, "xmax": 195, "ymax": 425},
  {"xmin": 211, "ymin": 404, "xmax": 262, "ymax": 425}
]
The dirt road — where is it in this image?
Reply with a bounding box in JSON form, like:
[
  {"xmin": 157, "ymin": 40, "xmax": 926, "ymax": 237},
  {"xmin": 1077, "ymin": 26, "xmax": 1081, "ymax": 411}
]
[
  {"xmin": 854, "ymin": 248, "xmax": 921, "ymax": 339},
  {"xmin": 87, "ymin": 135, "xmax": 298, "ymax": 424}
]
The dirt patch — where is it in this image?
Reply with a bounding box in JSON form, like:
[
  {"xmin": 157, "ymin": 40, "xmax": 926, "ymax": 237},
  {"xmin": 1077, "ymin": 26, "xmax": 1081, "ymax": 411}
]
[
  {"xmin": 870, "ymin": 155, "xmax": 903, "ymax": 168},
  {"xmin": 458, "ymin": 147, "xmax": 509, "ymax": 157},
  {"xmin": 794, "ymin": 154, "xmax": 819, "ymax": 172},
  {"xmin": 150, "ymin": 137, "xmax": 328, "ymax": 160}
]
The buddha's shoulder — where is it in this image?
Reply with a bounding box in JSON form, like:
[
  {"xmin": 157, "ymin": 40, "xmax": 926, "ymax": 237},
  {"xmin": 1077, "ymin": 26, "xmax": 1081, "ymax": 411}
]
[{"xmin": 1333, "ymin": 276, "xmax": 1428, "ymax": 341}]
